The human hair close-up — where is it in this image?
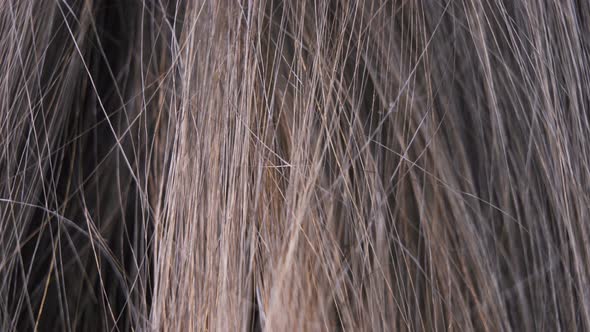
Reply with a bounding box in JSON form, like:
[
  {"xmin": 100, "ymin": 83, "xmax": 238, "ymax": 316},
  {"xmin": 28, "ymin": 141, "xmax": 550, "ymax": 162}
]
[{"xmin": 1, "ymin": 0, "xmax": 590, "ymax": 331}]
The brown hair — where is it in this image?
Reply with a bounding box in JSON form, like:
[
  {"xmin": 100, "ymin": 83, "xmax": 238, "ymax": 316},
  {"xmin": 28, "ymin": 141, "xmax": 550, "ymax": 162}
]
[{"xmin": 2, "ymin": 0, "xmax": 590, "ymax": 330}]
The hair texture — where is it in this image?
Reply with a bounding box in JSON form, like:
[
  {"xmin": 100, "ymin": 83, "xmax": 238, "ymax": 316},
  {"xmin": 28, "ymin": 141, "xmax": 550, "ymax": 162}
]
[{"xmin": 1, "ymin": 0, "xmax": 590, "ymax": 331}]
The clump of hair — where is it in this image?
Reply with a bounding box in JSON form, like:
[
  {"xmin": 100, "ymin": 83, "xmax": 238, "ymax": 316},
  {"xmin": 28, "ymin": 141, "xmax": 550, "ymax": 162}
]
[{"xmin": 1, "ymin": 0, "xmax": 590, "ymax": 331}]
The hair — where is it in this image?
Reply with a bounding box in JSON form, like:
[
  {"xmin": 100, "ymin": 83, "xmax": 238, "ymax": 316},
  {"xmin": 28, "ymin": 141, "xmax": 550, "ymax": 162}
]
[{"xmin": 1, "ymin": 0, "xmax": 590, "ymax": 330}]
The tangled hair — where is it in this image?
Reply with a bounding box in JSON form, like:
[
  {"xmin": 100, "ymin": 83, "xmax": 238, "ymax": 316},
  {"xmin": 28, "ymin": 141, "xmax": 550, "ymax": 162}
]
[{"xmin": 2, "ymin": 0, "xmax": 590, "ymax": 330}]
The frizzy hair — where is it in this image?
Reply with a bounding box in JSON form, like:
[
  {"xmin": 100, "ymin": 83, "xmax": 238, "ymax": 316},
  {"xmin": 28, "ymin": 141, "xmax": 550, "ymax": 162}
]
[{"xmin": 1, "ymin": 0, "xmax": 590, "ymax": 331}]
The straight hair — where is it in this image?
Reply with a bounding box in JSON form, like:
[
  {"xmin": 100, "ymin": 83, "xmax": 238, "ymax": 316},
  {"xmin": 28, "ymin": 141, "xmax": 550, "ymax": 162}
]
[{"xmin": 1, "ymin": 0, "xmax": 590, "ymax": 330}]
